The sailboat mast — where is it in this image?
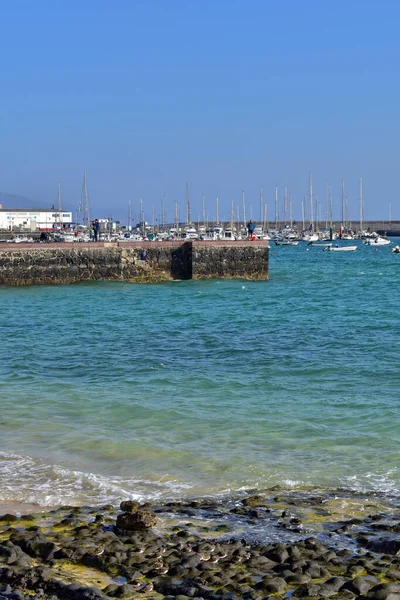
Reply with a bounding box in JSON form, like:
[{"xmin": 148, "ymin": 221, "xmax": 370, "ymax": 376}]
[
  {"xmin": 359, "ymin": 176, "xmax": 363, "ymax": 232},
  {"xmin": 140, "ymin": 198, "xmax": 144, "ymax": 235},
  {"xmin": 128, "ymin": 199, "xmax": 132, "ymax": 231},
  {"xmin": 186, "ymin": 182, "xmax": 190, "ymax": 225},
  {"xmin": 82, "ymin": 171, "xmax": 90, "ymax": 228},
  {"xmin": 161, "ymin": 194, "xmax": 165, "ymax": 230},
  {"xmin": 275, "ymin": 185, "xmax": 279, "ymax": 229},
  {"xmin": 231, "ymin": 201, "xmax": 234, "ymax": 230},
  {"xmin": 260, "ymin": 187, "xmax": 263, "ymax": 224},
  {"xmin": 284, "ymin": 185, "xmax": 287, "ymax": 226},
  {"xmin": 57, "ymin": 183, "xmax": 62, "ymax": 212},
  {"xmin": 302, "ymin": 198, "xmax": 305, "ymax": 231},
  {"xmin": 341, "ymin": 180, "xmax": 345, "ymax": 227},
  {"xmin": 289, "ymin": 191, "xmax": 293, "ymax": 229},
  {"xmin": 329, "ymin": 185, "xmax": 333, "ymax": 229},
  {"xmin": 264, "ymin": 200, "xmax": 268, "ymax": 232},
  {"xmin": 325, "ymin": 181, "xmax": 328, "ymax": 229},
  {"xmin": 242, "ymin": 190, "xmax": 246, "ymax": 227},
  {"xmin": 202, "ymin": 194, "xmax": 206, "ymax": 226},
  {"xmin": 309, "ymin": 171, "xmax": 313, "ymax": 230},
  {"xmin": 57, "ymin": 183, "xmax": 62, "ymax": 228}
]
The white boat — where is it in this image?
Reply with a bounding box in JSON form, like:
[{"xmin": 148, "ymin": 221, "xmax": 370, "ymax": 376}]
[
  {"xmin": 7, "ymin": 235, "xmax": 34, "ymax": 243},
  {"xmin": 392, "ymin": 245, "xmax": 400, "ymax": 254},
  {"xmin": 324, "ymin": 245, "xmax": 357, "ymax": 252},
  {"xmin": 275, "ymin": 239, "xmax": 299, "ymax": 246},
  {"xmin": 303, "ymin": 233, "xmax": 319, "ymax": 242},
  {"xmin": 364, "ymin": 236, "xmax": 391, "ymax": 246},
  {"xmin": 183, "ymin": 226, "xmax": 199, "ymax": 240},
  {"xmin": 201, "ymin": 229, "xmax": 219, "ymax": 241},
  {"xmin": 309, "ymin": 242, "xmax": 333, "ymax": 247},
  {"xmin": 222, "ymin": 229, "xmax": 236, "ymax": 241},
  {"xmin": 61, "ymin": 233, "xmax": 76, "ymax": 242},
  {"xmin": 213, "ymin": 226, "xmax": 224, "ymax": 240}
]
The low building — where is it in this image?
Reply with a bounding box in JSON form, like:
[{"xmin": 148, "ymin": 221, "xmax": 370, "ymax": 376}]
[{"xmin": 0, "ymin": 207, "xmax": 73, "ymax": 231}]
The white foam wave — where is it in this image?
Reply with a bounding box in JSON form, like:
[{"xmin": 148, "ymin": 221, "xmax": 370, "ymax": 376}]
[
  {"xmin": 0, "ymin": 450, "xmax": 399, "ymax": 509},
  {"xmin": 0, "ymin": 450, "xmax": 193, "ymax": 508}
]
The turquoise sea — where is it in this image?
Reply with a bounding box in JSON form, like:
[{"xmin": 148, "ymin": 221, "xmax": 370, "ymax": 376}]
[{"xmin": 0, "ymin": 240, "xmax": 399, "ymax": 508}]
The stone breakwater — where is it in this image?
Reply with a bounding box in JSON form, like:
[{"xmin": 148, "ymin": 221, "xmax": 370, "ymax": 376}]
[
  {"xmin": 0, "ymin": 241, "xmax": 269, "ymax": 285},
  {"xmin": 0, "ymin": 490, "xmax": 399, "ymax": 599}
]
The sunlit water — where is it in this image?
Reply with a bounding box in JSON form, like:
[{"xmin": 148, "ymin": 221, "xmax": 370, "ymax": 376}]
[{"xmin": 0, "ymin": 240, "xmax": 399, "ymax": 507}]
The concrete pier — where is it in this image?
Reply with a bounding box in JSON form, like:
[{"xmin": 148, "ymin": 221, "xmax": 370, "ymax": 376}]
[{"xmin": 0, "ymin": 241, "xmax": 269, "ymax": 285}]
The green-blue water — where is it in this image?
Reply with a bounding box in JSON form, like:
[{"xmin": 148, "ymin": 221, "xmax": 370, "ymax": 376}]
[{"xmin": 0, "ymin": 240, "xmax": 399, "ymax": 507}]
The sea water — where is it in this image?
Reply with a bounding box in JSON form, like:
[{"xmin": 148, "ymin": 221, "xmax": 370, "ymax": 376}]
[{"xmin": 0, "ymin": 240, "xmax": 399, "ymax": 507}]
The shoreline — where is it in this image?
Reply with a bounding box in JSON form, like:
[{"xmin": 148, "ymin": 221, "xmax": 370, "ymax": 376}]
[{"xmin": 0, "ymin": 488, "xmax": 399, "ymax": 599}]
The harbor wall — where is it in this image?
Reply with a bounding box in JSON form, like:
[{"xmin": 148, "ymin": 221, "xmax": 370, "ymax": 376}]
[{"xmin": 0, "ymin": 241, "xmax": 269, "ymax": 285}]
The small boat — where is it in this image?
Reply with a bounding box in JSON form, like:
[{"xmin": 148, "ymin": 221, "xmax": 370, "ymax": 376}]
[
  {"xmin": 323, "ymin": 245, "xmax": 357, "ymax": 252},
  {"xmin": 275, "ymin": 239, "xmax": 299, "ymax": 246},
  {"xmin": 392, "ymin": 245, "xmax": 400, "ymax": 254},
  {"xmin": 308, "ymin": 242, "xmax": 332, "ymax": 247},
  {"xmin": 364, "ymin": 236, "xmax": 391, "ymax": 246}
]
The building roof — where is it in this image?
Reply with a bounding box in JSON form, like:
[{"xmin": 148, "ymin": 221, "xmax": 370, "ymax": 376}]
[{"xmin": 0, "ymin": 208, "xmax": 71, "ymax": 212}]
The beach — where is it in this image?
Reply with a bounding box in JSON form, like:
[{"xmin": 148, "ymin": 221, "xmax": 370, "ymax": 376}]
[{"xmin": 0, "ymin": 489, "xmax": 400, "ymax": 599}]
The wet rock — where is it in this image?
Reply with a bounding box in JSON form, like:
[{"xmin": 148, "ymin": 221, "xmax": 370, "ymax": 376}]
[
  {"xmin": 286, "ymin": 573, "xmax": 311, "ymax": 584},
  {"xmin": 241, "ymin": 495, "xmax": 265, "ymax": 507},
  {"xmin": 256, "ymin": 576, "xmax": 286, "ymax": 594},
  {"xmin": 319, "ymin": 576, "xmax": 345, "ymax": 594},
  {"xmin": 119, "ymin": 500, "xmax": 141, "ymax": 513},
  {"xmin": 366, "ymin": 539, "xmax": 400, "ymax": 554},
  {"xmin": 366, "ymin": 583, "xmax": 400, "ymax": 600},
  {"xmin": 343, "ymin": 576, "xmax": 373, "ymax": 595},
  {"xmin": 116, "ymin": 509, "xmax": 157, "ymax": 531},
  {"xmin": 386, "ymin": 569, "xmax": 400, "ymax": 580},
  {"xmin": 0, "ymin": 514, "xmax": 18, "ymax": 522},
  {"xmin": 264, "ymin": 543, "xmax": 289, "ymax": 563}
]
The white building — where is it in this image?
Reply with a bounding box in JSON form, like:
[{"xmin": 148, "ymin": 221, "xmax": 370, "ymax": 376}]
[{"xmin": 0, "ymin": 207, "xmax": 73, "ymax": 231}]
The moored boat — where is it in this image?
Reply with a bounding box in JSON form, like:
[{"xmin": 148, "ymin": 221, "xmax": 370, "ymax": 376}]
[
  {"xmin": 324, "ymin": 245, "xmax": 357, "ymax": 252},
  {"xmin": 364, "ymin": 236, "xmax": 391, "ymax": 246}
]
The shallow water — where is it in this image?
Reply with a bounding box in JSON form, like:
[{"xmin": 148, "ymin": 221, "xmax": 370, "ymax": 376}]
[{"xmin": 0, "ymin": 239, "xmax": 399, "ymax": 506}]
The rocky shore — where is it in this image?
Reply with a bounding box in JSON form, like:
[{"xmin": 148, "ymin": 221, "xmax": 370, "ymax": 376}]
[{"xmin": 0, "ymin": 489, "xmax": 399, "ymax": 600}]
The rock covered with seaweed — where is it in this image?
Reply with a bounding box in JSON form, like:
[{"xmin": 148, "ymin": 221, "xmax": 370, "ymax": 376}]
[{"xmin": 0, "ymin": 490, "xmax": 399, "ymax": 599}]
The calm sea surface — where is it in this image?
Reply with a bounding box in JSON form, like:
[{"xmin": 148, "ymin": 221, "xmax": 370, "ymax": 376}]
[{"xmin": 0, "ymin": 240, "xmax": 399, "ymax": 507}]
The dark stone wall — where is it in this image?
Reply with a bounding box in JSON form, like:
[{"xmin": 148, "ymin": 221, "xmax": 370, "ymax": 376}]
[
  {"xmin": 0, "ymin": 242, "xmax": 269, "ymax": 285},
  {"xmin": 192, "ymin": 242, "xmax": 269, "ymax": 279}
]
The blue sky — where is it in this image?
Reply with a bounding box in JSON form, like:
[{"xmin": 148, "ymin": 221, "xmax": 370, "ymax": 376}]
[{"xmin": 0, "ymin": 0, "xmax": 399, "ymax": 224}]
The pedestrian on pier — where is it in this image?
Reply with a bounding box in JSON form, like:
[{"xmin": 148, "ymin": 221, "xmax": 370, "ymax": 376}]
[
  {"xmin": 247, "ymin": 219, "xmax": 256, "ymax": 240},
  {"xmin": 93, "ymin": 219, "xmax": 100, "ymax": 242}
]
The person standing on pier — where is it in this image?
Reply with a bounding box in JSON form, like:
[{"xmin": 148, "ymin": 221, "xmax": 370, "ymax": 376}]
[
  {"xmin": 93, "ymin": 219, "xmax": 100, "ymax": 242},
  {"xmin": 247, "ymin": 219, "xmax": 256, "ymax": 240}
]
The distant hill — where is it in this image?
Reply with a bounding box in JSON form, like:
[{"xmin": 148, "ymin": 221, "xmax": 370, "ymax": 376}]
[{"xmin": 0, "ymin": 192, "xmax": 40, "ymax": 209}]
